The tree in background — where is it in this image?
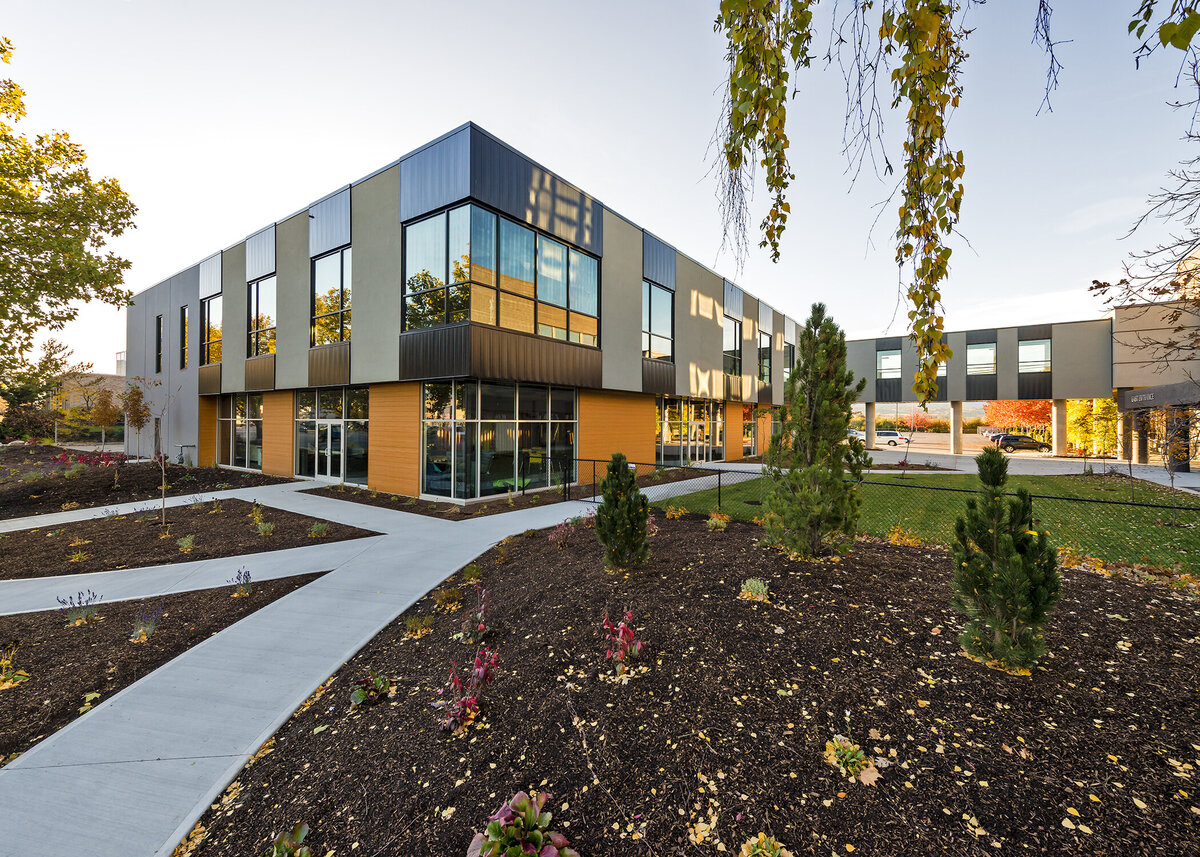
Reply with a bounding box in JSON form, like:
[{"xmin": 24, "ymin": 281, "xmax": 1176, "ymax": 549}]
[
  {"xmin": 951, "ymin": 447, "xmax": 1060, "ymax": 671},
  {"xmin": 1066, "ymin": 399, "xmax": 1094, "ymax": 451},
  {"xmin": 0, "ymin": 38, "xmax": 137, "ymax": 363},
  {"xmin": 1092, "ymin": 398, "xmax": 1119, "ymax": 455},
  {"xmin": 90, "ymin": 389, "xmax": 121, "ymax": 446},
  {"xmin": 763, "ymin": 303, "xmax": 868, "ymax": 558},
  {"xmin": 595, "ymin": 453, "xmax": 650, "ymax": 571},
  {"xmin": 0, "ymin": 340, "xmax": 90, "ymax": 411},
  {"xmin": 714, "ymin": 2, "xmax": 1200, "ymax": 404},
  {"xmin": 120, "ymin": 382, "xmax": 150, "ymax": 460},
  {"xmin": 984, "ymin": 400, "xmax": 1052, "ymax": 434}
]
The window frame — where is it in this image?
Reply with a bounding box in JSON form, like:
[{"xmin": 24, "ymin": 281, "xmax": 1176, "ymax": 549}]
[
  {"xmin": 179, "ymin": 305, "xmax": 189, "ymax": 369},
  {"xmin": 641, "ymin": 279, "xmax": 674, "ymax": 361},
  {"xmin": 247, "ymin": 275, "xmax": 278, "ymax": 357},
  {"xmin": 966, "ymin": 342, "xmax": 998, "ymax": 376},
  {"xmin": 200, "ymin": 295, "xmax": 222, "ymax": 365},
  {"xmin": 876, "ymin": 349, "xmax": 902, "ymax": 380},
  {"xmin": 1017, "ymin": 338, "xmax": 1052, "ymax": 373},
  {"xmin": 311, "ymin": 246, "xmax": 352, "ymax": 346},
  {"xmin": 154, "ymin": 315, "xmax": 163, "ymax": 374},
  {"xmin": 723, "ymin": 315, "xmax": 742, "ymax": 377},
  {"xmin": 758, "ymin": 331, "xmax": 771, "ymax": 385}
]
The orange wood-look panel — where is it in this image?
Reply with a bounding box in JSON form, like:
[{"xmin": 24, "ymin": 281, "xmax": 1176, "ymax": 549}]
[
  {"xmin": 724, "ymin": 400, "xmax": 743, "ymax": 461},
  {"xmin": 756, "ymin": 410, "xmax": 773, "ymax": 457},
  {"xmin": 261, "ymin": 391, "xmax": 295, "ymax": 477},
  {"xmin": 368, "ymin": 382, "xmax": 420, "ymax": 496},
  {"xmin": 577, "ymin": 390, "xmax": 657, "ymax": 466},
  {"xmin": 197, "ymin": 396, "xmax": 218, "ymax": 467}
]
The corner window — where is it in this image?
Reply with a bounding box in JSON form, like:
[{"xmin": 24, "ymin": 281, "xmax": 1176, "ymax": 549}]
[
  {"xmin": 642, "ymin": 280, "xmax": 673, "ymax": 360},
  {"xmin": 312, "ymin": 247, "xmax": 352, "ymax": 345},
  {"xmin": 154, "ymin": 315, "xmax": 163, "ymax": 373},
  {"xmin": 248, "ymin": 275, "xmax": 277, "ymax": 356},
  {"xmin": 1018, "ymin": 339, "xmax": 1051, "ymax": 373},
  {"xmin": 967, "ymin": 342, "xmax": 997, "ymax": 375},
  {"xmin": 179, "ymin": 306, "xmax": 189, "ymax": 369},
  {"xmin": 201, "ymin": 295, "xmax": 222, "ymax": 365},
  {"xmin": 758, "ymin": 331, "xmax": 771, "ymax": 384},
  {"xmin": 876, "ymin": 349, "xmax": 901, "ymax": 379}
]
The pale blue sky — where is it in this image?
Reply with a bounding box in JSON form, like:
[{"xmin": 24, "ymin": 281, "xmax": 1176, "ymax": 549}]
[{"xmin": 6, "ymin": 0, "xmax": 1195, "ymax": 372}]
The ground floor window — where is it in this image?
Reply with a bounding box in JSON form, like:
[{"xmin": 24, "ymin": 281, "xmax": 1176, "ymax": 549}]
[
  {"xmin": 294, "ymin": 387, "xmax": 369, "ymax": 484},
  {"xmin": 421, "ymin": 380, "xmax": 576, "ymax": 499},
  {"xmin": 656, "ymin": 397, "xmax": 724, "ymax": 466},
  {"xmin": 742, "ymin": 404, "xmax": 756, "ymax": 457},
  {"xmin": 219, "ymin": 393, "xmax": 264, "ymax": 470}
]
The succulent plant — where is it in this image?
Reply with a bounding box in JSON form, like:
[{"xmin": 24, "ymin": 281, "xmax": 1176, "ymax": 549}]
[{"xmin": 465, "ymin": 791, "xmax": 580, "ymax": 857}]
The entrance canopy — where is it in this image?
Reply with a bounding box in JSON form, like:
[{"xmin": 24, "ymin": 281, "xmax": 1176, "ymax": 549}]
[{"xmin": 1118, "ymin": 381, "xmax": 1200, "ymax": 411}]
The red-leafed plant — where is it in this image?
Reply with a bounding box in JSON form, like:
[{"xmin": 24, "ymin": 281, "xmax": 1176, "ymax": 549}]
[
  {"xmin": 433, "ymin": 647, "xmax": 499, "ymax": 732},
  {"xmin": 602, "ymin": 610, "xmax": 644, "ymax": 678}
]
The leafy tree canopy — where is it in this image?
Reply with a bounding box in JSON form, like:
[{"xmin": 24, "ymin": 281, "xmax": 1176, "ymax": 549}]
[
  {"xmin": 0, "ymin": 339, "xmax": 91, "ymax": 410},
  {"xmin": 0, "ymin": 37, "xmax": 137, "ymax": 362}
]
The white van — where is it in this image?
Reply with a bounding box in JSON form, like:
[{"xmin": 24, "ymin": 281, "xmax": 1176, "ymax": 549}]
[{"xmin": 874, "ymin": 431, "xmax": 910, "ymax": 446}]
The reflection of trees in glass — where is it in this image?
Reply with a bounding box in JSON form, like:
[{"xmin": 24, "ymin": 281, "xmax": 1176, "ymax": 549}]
[
  {"xmin": 452, "ymin": 252, "xmax": 470, "ymax": 284},
  {"xmin": 312, "ymin": 287, "xmax": 344, "ymax": 345},
  {"xmin": 250, "ymin": 313, "xmax": 276, "ymax": 354},
  {"xmin": 405, "ymin": 288, "xmax": 444, "ymax": 328}
]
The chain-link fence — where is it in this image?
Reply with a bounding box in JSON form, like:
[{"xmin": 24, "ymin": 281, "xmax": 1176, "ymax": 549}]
[{"xmin": 568, "ymin": 459, "xmax": 743, "ymax": 507}]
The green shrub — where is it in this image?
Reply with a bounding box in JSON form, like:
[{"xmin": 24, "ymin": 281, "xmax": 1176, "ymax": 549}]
[
  {"xmin": 256, "ymin": 521, "xmax": 275, "ymax": 536},
  {"xmin": 307, "ymin": 521, "xmax": 328, "ymax": 538},
  {"xmin": 595, "ymin": 452, "xmax": 649, "ymax": 570},
  {"xmin": 740, "ymin": 578, "xmax": 768, "ymax": 601},
  {"xmin": 176, "ymin": 534, "xmax": 195, "ymax": 553},
  {"xmin": 466, "ymin": 791, "xmax": 579, "ymax": 857}
]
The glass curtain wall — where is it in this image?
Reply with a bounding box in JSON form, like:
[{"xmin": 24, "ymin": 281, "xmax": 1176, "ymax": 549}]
[
  {"xmin": 293, "ymin": 387, "xmax": 369, "ymax": 484},
  {"xmin": 656, "ymin": 397, "xmax": 725, "ymax": 465},
  {"xmin": 218, "ymin": 393, "xmax": 264, "ymax": 470},
  {"xmin": 421, "ymin": 381, "xmax": 576, "ymax": 500}
]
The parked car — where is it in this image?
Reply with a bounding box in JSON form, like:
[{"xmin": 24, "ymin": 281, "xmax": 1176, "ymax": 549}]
[
  {"xmin": 995, "ymin": 434, "xmax": 1051, "ymax": 453},
  {"xmin": 847, "ymin": 428, "xmax": 866, "ymax": 441},
  {"xmin": 875, "ymin": 430, "xmax": 910, "ymax": 446}
]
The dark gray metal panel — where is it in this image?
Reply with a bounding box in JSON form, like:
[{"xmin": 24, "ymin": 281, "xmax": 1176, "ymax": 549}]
[
  {"xmin": 245, "ymin": 226, "xmax": 276, "ymax": 281},
  {"xmin": 723, "ymin": 281, "xmax": 742, "ymax": 318},
  {"xmin": 758, "ymin": 302, "xmax": 773, "ymax": 335},
  {"xmin": 723, "ymin": 372, "xmax": 743, "ymax": 401},
  {"xmin": 398, "ymin": 324, "xmax": 471, "ymax": 380},
  {"xmin": 642, "ymin": 358, "xmax": 676, "ymax": 396},
  {"xmin": 308, "ymin": 342, "xmax": 351, "ymax": 387},
  {"xmin": 933, "ymin": 377, "xmax": 948, "ymax": 402},
  {"xmin": 966, "ymin": 328, "xmax": 997, "ymax": 345},
  {"xmin": 1018, "ymin": 323, "xmax": 1052, "ymax": 341},
  {"xmin": 198, "ymin": 365, "xmax": 222, "ymax": 396},
  {"xmin": 309, "ymin": 188, "xmax": 351, "ymax": 257},
  {"xmin": 469, "ymin": 127, "xmax": 602, "ymax": 255},
  {"xmin": 199, "ymin": 254, "xmax": 221, "ymax": 299},
  {"xmin": 642, "ymin": 233, "xmax": 675, "ymax": 289},
  {"xmin": 966, "ymin": 374, "xmax": 998, "ymax": 401},
  {"xmin": 244, "ymin": 354, "xmax": 276, "ymax": 391},
  {"xmin": 399, "ymin": 127, "xmax": 470, "ymax": 222},
  {"xmin": 784, "ymin": 316, "xmax": 796, "ymax": 344},
  {"xmin": 1018, "ymin": 372, "xmax": 1052, "ymax": 400},
  {"xmin": 877, "ymin": 336, "xmax": 902, "ymax": 352},
  {"xmin": 470, "ymin": 325, "xmax": 603, "ymax": 387},
  {"xmin": 758, "ymin": 384, "xmax": 773, "ymax": 405},
  {"xmin": 875, "ymin": 378, "xmax": 902, "ymax": 402},
  {"xmin": 1120, "ymin": 381, "xmax": 1200, "ymax": 410}
]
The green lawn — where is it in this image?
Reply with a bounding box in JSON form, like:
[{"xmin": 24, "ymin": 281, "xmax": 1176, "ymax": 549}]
[{"xmin": 664, "ymin": 472, "xmax": 1200, "ymax": 569}]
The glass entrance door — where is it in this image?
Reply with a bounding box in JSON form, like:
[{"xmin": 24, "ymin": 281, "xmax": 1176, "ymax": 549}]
[{"xmin": 315, "ymin": 420, "xmax": 343, "ymax": 481}]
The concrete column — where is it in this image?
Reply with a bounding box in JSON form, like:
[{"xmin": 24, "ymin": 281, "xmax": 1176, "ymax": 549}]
[
  {"xmin": 1051, "ymin": 398, "xmax": 1067, "ymax": 456},
  {"xmin": 949, "ymin": 400, "xmax": 963, "ymax": 455},
  {"xmin": 864, "ymin": 402, "xmax": 876, "ymax": 450},
  {"xmin": 1133, "ymin": 413, "xmax": 1150, "ymax": 464},
  {"xmin": 1118, "ymin": 410, "xmax": 1133, "ymax": 461}
]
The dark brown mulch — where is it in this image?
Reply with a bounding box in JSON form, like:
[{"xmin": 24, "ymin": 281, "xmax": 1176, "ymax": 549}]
[
  {"xmin": 0, "ymin": 572, "xmax": 325, "ymax": 762},
  {"xmin": 0, "ymin": 444, "xmax": 293, "ymax": 520},
  {"xmin": 301, "ymin": 467, "xmax": 710, "ymax": 520},
  {"xmin": 0, "ymin": 499, "xmax": 376, "ymax": 580},
  {"xmin": 184, "ymin": 517, "xmax": 1200, "ymax": 856}
]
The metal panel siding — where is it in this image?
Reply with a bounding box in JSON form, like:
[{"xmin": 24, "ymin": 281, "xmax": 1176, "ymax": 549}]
[
  {"xmin": 399, "ymin": 127, "xmax": 470, "ymax": 222},
  {"xmin": 933, "ymin": 377, "xmax": 948, "ymax": 402},
  {"xmin": 469, "ymin": 127, "xmax": 602, "ymax": 255},
  {"xmin": 944, "ymin": 331, "xmax": 967, "ymax": 401},
  {"xmin": 245, "ymin": 354, "xmax": 276, "ymax": 391},
  {"xmin": 876, "ymin": 378, "xmax": 902, "ymax": 402},
  {"xmin": 245, "ymin": 226, "xmax": 276, "ymax": 281},
  {"xmin": 642, "ymin": 233, "xmax": 675, "ymax": 289},
  {"xmin": 758, "ymin": 384, "xmax": 773, "ymax": 405},
  {"xmin": 1018, "ymin": 323, "xmax": 1053, "ymax": 341},
  {"xmin": 1018, "ymin": 372, "xmax": 1052, "ymax": 400},
  {"xmin": 784, "ymin": 317, "xmax": 796, "ymax": 344},
  {"xmin": 274, "ymin": 212, "xmax": 311, "ymax": 390},
  {"xmin": 308, "ymin": 188, "xmax": 351, "ymax": 257},
  {"xmin": 308, "ymin": 342, "xmax": 351, "ymax": 387},
  {"xmin": 1051, "ymin": 319, "xmax": 1114, "ymax": 399},
  {"xmin": 758, "ymin": 302, "xmax": 773, "ymax": 334},
  {"xmin": 846, "ymin": 340, "xmax": 875, "ymax": 402},
  {"xmin": 198, "ymin": 364, "xmax": 222, "ymax": 395},
  {"xmin": 877, "ymin": 336, "xmax": 902, "ymax": 352},
  {"xmin": 600, "ymin": 210, "xmax": 645, "ymax": 391},
  {"xmin": 997, "ymin": 327, "xmax": 1019, "ymax": 399},
  {"xmin": 723, "ymin": 281, "xmax": 743, "ymax": 318},
  {"xmin": 199, "ymin": 254, "xmax": 221, "ymax": 298},
  {"xmin": 350, "ymin": 165, "xmax": 403, "ymax": 384},
  {"xmin": 966, "ymin": 328, "xmax": 997, "ymax": 346},
  {"xmin": 966, "ymin": 374, "xmax": 998, "ymax": 401},
  {"xmin": 220, "ymin": 244, "xmax": 247, "ymax": 393},
  {"xmin": 470, "ymin": 325, "xmax": 603, "ymax": 388},
  {"xmin": 642, "ymin": 358, "xmax": 676, "ymax": 395},
  {"xmin": 398, "ymin": 325, "xmax": 471, "ymax": 380}
]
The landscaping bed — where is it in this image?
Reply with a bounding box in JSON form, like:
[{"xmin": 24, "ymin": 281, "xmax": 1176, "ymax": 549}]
[
  {"xmin": 182, "ymin": 516, "xmax": 1199, "ymax": 856},
  {"xmin": 0, "ymin": 444, "xmax": 292, "ymax": 519},
  {"xmin": 0, "ymin": 572, "xmax": 326, "ymax": 763},
  {"xmin": 0, "ymin": 499, "xmax": 376, "ymax": 580}
]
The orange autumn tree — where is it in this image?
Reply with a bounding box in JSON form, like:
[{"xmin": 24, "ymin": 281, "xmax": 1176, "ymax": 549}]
[{"xmin": 984, "ymin": 400, "xmax": 1052, "ymax": 433}]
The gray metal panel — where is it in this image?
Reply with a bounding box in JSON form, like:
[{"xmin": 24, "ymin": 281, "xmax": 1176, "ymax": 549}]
[
  {"xmin": 642, "ymin": 358, "xmax": 676, "ymax": 395},
  {"xmin": 220, "ymin": 244, "xmax": 247, "ymax": 393},
  {"xmin": 877, "ymin": 336, "xmax": 902, "ymax": 351},
  {"xmin": 398, "ymin": 324, "xmax": 471, "ymax": 380},
  {"xmin": 966, "ymin": 328, "xmax": 997, "ymax": 346},
  {"xmin": 673, "ymin": 253, "xmax": 724, "ymax": 398},
  {"xmin": 1018, "ymin": 323, "xmax": 1052, "ymax": 341},
  {"xmin": 469, "ymin": 126, "xmax": 602, "ymax": 255},
  {"xmin": 399, "ymin": 126, "xmax": 470, "ymax": 222},
  {"xmin": 1018, "ymin": 372, "xmax": 1052, "ymax": 400},
  {"xmin": 996, "ymin": 327, "xmax": 1018, "ymax": 399},
  {"xmin": 1051, "ymin": 319, "xmax": 1114, "ymax": 399},
  {"xmin": 944, "ymin": 331, "xmax": 967, "ymax": 401},
  {"xmin": 758, "ymin": 384, "xmax": 773, "ymax": 405},
  {"xmin": 198, "ymin": 364, "xmax": 222, "ymax": 396},
  {"xmin": 1119, "ymin": 381, "xmax": 1200, "ymax": 410},
  {"xmin": 642, "ymin": 233, "xmax": 675, "ymax": 289},
  {"xmin": 784, "ymin": 317, "xmax": 796, "ymax": 344},
  {"xmin": 350, "ymin": 165, "xmax": 403, "ymax": 384},
  {"xmin": 244, "ymin": 354, "xmax": 276, "ymax": 391},
  {"xmin": 199, "ymin": 254, "xmax": 221, "ymax": 299},
  {"xmin": 876, "ymin": 378, "xmax": 902, "ymax": 402},
  {"xmin": 274, "ymin": 212, "xmax": 310, "ymax": 391},
  {"xmin": 470, "ymin": 325, "xmax": 603, "ymax": 388},
  {"xmin": 846, "ymin": 339, "xmax": 875, "ymax": 402},
  {"xmin": 308, "ymin": 342, "xmax": 351, "ymax": 387},
  {"xmin": 309, "ymin": 188, "xmax": 351, "ymax": 257},
  {"xmin": 966, "ymin": 374, "xmax": 998, "ymax": 401},
  {"xmin": 600, "ymin": 210, "xmax": 644, "ymax": 392},
  {"xmin": 245, "ymin": 226, "xmax": 276, "ymax": 281},
  {"xmin": 723, "ymin": 281, "xmax": 743, "ymax": 318},
  {"xmin": 758, "ymin": 302, "xmax": 773, "ymax": 335}
]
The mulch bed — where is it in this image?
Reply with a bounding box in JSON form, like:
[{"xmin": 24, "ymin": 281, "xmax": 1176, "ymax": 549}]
[
  {"xmin": 0, "ymin": 444, "xmax": 292, "ymax": 520},
  {"xmin": 301, "ymin": 467, "xmax": 709, "ymax": 520},
  {"xmin": 0, "ymin": 572, "xmax": 326, "ymax": 763},
  {"xmin": 866, "ymin": 463, "xmax": 955, "ymax": 471},
  {"xmin": 0, "ymin": 499, "xmax": 376, "ymax": 580},
  {"xmin": 183, "ymin": 517, "xmax": 1199, "ymax": 856}
]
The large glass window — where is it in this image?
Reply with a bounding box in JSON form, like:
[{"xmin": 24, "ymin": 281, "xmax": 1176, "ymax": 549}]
[
  {"xmin": 201, "ymin": 295, "xmax": 222, "ymax": 364},
  {"xmin": 642, "ymin": 281, "xmax": 673, "ymax": 360},
  {"xmin": 1018, "ymin": 338, "xmax": 1051, "ymax": 373},
  {"xmin": 218, "ymin": 393, "xmax": 264, "ymax": 470},
  {"xmin": 248, "ymin": 275, "xmax": 277, "ymax": 356},
  {"xmin": 723, "ymin": 316, "xmax": 742, "ymax": 376},
  {"xmin": 421, "ymin": 381, "xmax": 576, "ymax": 500},
  {"xmin": 967, "ymin": 342, "xmax": 997, "ymax": 375},
  {"xmin": 312, "ymin": 247, "xmax": 352, "ymax": 345},
  {"xmin": 758, "ymin": 332, "xmax": 771, "ymax": 384},
  {"xmin": 656, "ymin": 397, "xmax": 724, "ymax": 465},
  {"xmin": 293, "ymin": 387, "xmax": 368, "ymax": 485},
  {"xmin": 877, "ymin": 349, "xmax": 901, "ymax": 379},
  {"xmin": 537, "ymin": 236, "xmax": 567, "ymax": 307},
  {"xmin": 569, "ymin": 249, "xmax": 598, "ymax": 317},
  {"xmin": 179, "ymin": 306, "xmax": 189, "ymax": 369}
]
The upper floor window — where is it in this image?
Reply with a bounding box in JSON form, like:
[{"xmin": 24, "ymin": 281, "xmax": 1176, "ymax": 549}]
[
  {"xmin": 1018, "ymin": 338, "xmax": 1051, "ymax": 373},
  {"xmin": 783, "ymin": 341, "xmax": 796, "ymax": 378},
  {"xmin": 154, "ymin": 315, "xmax": 163, "ymax": 373},
  {"xmin": 758, "ymin": 331, "xmax": 771, "ymax": 384},
  {"xmin": 967, "ymin": 342, "xmax": 997, "ymax": 375},
  {"xmin": 642, "ymin": 280, "xmax": 673, "ymax": 360},
  {"xmin": 723, "ymin": 316, "xmax": 742, "ymax": 376},
  {"xmin": 312, "ymin": 247, "xmax": 351, "ymax": 346},
  {"xmin": 201, "ymin": 295, "xmax": 222, "ymax": 365},
  {"xmin": 877, "ymin": 349, "xmax": 901, "ymax": 379},
  {"xmin": 179, "ymin": 306, "xmax": 189, "ymax": 369},
  {"xmin": 404, "ymin": 204, "xmax": 599, "ymax": 347},
  {"xmin": 248, "ymin": 275, "xmax": 277, "ymax": 356}
]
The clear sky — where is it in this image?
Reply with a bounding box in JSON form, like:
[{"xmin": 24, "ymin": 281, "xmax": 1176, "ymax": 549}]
[{"xmin": 5, "ymin": 1, "xmax": 1196, "ymax": 373}]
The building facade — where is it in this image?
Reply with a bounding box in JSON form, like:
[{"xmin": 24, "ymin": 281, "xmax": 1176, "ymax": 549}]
[{"xmin": 125, "ymin": 124, "xmax": 797, "ymax": 496}]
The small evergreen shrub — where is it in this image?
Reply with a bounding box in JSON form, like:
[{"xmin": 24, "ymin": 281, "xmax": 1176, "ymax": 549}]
[
  {"xmin": 257, "ymin": 521, "xmax": 275, "ymax": 536},
  {"xmin": 594, "ymin": 453, "xmax": 649, "ymax": 570},
  {"xmin": 461, "ymin": 562, "xmax": 481, "ymax": 583},
  {"xmin": 177, "ymin": 534, "xmax": 196, "ymax": 553},
  {"xmin": 740, "ymin": 578, "xmax": 768, "ymax": 601},
  {"xmin": 307, "ymin": 521, "xmax": 328, "ymax": 539}
]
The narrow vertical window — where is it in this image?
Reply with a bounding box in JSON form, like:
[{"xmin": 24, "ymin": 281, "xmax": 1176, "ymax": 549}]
[
  {"xmin": 179, "ymin": 306, "xmax": 189, "ymax": 369},
  {"xmin": 641, "ymin": 281, "xmax": 673, "ymax": 360},
  {"xmin": 155, "ymin": 315, "xmax": 163, "ymax": 373},
  {"xmin": 201, "ymin": 295, "xmax": 223, "ymax": 364},
  {"xmin": 312, "ymin": 247, "xmax": 352, "ymax": 345},
  {"xmin": 248, "ymin": 275, "xmax": 277, "ymax": 356}
]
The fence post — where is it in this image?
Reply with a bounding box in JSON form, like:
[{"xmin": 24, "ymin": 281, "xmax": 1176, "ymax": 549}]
[{"xmin": 717, "ymin": 469, "xmax": 722, "ymax": 512}]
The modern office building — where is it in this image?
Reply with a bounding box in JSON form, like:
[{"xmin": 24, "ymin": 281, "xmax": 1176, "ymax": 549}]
[{"xmin": 124, "ymin": 123, "xmax": 801, "ymax": 500}]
